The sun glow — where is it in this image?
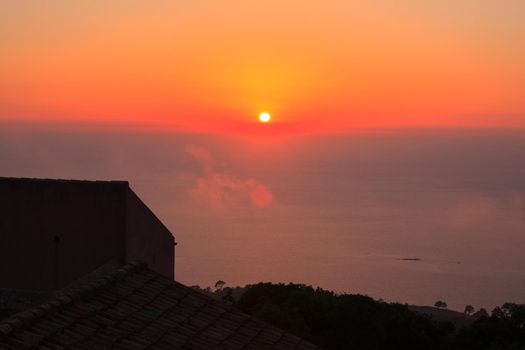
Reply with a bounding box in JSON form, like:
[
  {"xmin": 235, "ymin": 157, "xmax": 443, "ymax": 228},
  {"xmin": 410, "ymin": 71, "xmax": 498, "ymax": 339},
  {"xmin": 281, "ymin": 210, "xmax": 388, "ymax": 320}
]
[{"xmin": 259, "ymin": 112, "xmax": 271, "ymax": 123}]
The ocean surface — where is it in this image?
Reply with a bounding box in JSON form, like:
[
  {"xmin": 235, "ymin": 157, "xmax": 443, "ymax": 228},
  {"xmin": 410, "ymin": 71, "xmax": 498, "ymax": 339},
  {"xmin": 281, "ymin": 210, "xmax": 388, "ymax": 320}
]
[{"xmin": 1, "ymin": 127, "xmax": 524, "ymax": 311}]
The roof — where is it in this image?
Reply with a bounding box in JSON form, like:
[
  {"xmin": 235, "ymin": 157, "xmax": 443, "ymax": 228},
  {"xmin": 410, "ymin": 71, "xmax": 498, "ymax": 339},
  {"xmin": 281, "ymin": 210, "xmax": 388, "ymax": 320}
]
[
  {"xmin": 0, "ymin": 177, "xmax": 129, "ymax": 188},
  {"xmin": 0, "ymin": 263, "xmax": 318, "ymax": 350}
]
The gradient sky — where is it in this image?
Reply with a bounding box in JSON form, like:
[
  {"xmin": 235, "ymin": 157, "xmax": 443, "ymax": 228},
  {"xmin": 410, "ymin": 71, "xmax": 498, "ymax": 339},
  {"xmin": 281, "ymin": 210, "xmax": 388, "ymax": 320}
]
[
  {"xmin": 2, "ymin": 2, "xmax": 525, "ymax": 309},
  {"xmin": 1, "ymin": 1, "xmax": 524, "ymax": 134}
]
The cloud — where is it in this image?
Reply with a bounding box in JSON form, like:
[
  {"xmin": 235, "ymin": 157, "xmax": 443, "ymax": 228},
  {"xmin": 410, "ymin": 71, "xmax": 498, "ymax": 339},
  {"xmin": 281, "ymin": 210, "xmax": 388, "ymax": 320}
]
[
  {"xmin": 444, "ymin": 191, "xmax": 525, "ymax": 230},
  {"xmin": 250, "ymin": 184, "xmax": 274, "ymax": 208},
  {"xmin": 184, "ymin": 145, "xmax": 214, "ymax": 174},
  {"xmin": 185, "ymin": 145, "xmax": 274, "ymax": 208}
]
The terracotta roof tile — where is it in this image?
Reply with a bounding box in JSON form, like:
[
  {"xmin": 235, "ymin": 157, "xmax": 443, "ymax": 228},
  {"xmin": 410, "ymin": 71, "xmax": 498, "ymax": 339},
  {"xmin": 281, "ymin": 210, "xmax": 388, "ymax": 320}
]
[{"xmin": 0, "ymin": 263, "xmax": 319, "ymax": 349}]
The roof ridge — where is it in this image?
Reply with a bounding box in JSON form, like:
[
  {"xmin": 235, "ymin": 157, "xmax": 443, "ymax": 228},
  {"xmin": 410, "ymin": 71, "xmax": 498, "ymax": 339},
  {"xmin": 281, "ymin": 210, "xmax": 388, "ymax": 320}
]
[
  {"xmin": 0, "ymin": 261, "xmax": 146, "ymax": 336},
  {"xmin": 0, "ymin": 176, "xmax": 129, "ymax": 185}
]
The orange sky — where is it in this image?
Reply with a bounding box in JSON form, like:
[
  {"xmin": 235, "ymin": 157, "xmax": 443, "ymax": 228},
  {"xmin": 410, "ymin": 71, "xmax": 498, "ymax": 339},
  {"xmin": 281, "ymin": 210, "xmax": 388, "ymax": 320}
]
[{"xmin": 1, "ymin": 1, "xmax": 524, "ymax": 135}]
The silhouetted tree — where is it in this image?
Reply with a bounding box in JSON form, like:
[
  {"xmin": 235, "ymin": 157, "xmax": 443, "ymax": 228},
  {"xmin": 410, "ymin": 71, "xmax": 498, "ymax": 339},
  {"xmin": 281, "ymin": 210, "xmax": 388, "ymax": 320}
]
[
  {"xmin": 193, "ymin": 281, "xmax": 525, "ymax": 349},
  {"xmin": 434, "ymin": 301, "xmax": 447, "ymax": 309},
  {"xmin": 237, "ymin": 283, "xmax": 454, "ymax": 350},
  {"xmin": 464, "ymin": 305, "xmax": 475, "ymax": 315},
  {"xmin": 472, "ymin": 308, "xmax": 489, "ymax": 319},
  {"xmin": 214, "ymin": 280, "xmax": 226, "ymax": 292},
  {"xmin": 492, "ymin": 303, "xmax": 525, "ymax": 328},
  {"xmin": 456, "ymin": 303, "xmax": 525, "ymax": 349}
]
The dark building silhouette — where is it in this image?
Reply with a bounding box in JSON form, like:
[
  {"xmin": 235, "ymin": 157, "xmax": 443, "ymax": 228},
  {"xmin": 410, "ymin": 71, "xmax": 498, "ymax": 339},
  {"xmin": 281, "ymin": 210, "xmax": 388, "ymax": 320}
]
[
  {"xmin": 0, "ymin": 177, "xmax": 175, "ymax": 290},
  {"xmin": 0, "ymin": 177, "xmax": 318, "ymax": 349}
]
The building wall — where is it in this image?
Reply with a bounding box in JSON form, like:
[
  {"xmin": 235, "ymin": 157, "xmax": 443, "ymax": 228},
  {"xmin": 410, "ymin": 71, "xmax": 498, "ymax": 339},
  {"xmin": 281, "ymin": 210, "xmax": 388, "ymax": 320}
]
[
  {"xmin": 0, "ymin": 179, "xmax": 127, "ymax": 290},
  {"xmin": 125, "ymin": 189, "xmax": 175, "ymax": 279},
  {"xmin": 0, "ymin": 178, "xmax": 176, "ymax": 291}
]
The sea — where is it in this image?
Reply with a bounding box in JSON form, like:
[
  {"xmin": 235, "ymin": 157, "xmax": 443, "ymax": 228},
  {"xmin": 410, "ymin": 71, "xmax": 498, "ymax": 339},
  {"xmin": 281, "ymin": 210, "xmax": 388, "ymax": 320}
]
[{"xmin": 1, "ymin": 127, "xmax": 524, "ymax": 311}]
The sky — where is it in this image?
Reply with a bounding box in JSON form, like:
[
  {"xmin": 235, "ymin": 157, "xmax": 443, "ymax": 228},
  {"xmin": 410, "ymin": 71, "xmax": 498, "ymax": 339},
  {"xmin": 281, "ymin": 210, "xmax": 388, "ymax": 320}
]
[
  {"xmin": 1, "ymin": 0, "xmax": 524, "ymax": 134},
  {"xmin": 1, "ymin": 1, "xmax": 525, "ymax": 310}
]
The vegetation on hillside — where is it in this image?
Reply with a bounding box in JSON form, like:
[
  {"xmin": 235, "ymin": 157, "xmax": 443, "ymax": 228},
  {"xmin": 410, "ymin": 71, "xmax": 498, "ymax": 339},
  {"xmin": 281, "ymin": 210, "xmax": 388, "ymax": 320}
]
[{"xmin": 193, "ymin": 282, "xmax": 525, "ymax": 350}]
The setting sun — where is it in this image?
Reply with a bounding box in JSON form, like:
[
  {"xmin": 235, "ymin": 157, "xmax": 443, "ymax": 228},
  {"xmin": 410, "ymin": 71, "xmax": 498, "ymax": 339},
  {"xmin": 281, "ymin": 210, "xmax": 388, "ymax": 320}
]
[
  {"xmin": 2, "ymin": 5, "xmax": 525, "ymax": 347},
  {"xmin": 259, "ymin": 112, "xmax": 271, "ymax": 123}
]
